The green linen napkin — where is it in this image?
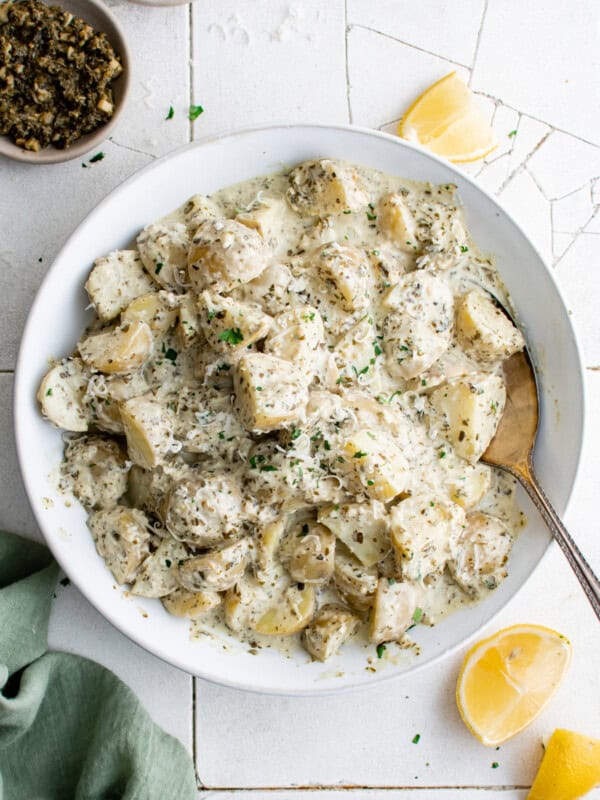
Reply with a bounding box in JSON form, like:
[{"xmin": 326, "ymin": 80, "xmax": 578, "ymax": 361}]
[{"xmin": 0, "ymin": 530, "xmax": 197, "ymax": 800}]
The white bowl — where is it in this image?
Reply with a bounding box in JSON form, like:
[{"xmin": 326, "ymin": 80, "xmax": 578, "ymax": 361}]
[{"xmin": 14, "ymin": 125, "xmax": 585, "ymax": 695}]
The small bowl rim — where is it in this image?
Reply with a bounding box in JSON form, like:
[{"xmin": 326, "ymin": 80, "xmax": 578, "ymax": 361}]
[{"xmin": 0, "ymin": 0, "xmax": 131, "ymax": 165}]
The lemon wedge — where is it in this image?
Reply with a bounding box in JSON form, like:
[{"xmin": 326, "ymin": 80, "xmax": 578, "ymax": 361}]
[
  {"xmin": 398, "ymin": 72, "xmax": 497, "ymax": 163},
  {"xmin": 456, "ymin": 624, "xmax": 572, "ymax": 746},
  {"xmin": 528, "ymin": 729, "xmax": 600, "ymax": 800}
]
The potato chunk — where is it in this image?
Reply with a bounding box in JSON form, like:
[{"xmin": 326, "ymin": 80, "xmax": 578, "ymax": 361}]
[
  {"xmin": 130, "ymin": 538, "xmax": 188, "ymax": 598},
  {"xmin": 448, "ymin": 512, "xmax": 513, "ymax": 597},
  {"xmin": 83, "ymin": 372, "xmax": 149, "ymax": 435},
  {"xmin": 164, "ymin": 475, "xmax": 244, "ymax": 547},
  {"xmin": 369, "ymin": 579, "xmax": 419, "ymax": 644},
  {"xmin": 429, "ymin": 373, "xmax": 506, "ymax": 463},
  {"xmin": 234, "ymin": 353, "xmax": 309, "ymax": 433},
  {"xmin": 446, "ymin": 461, "xmax": 492, "ymax": 509},
  {"xmin": 37, "ymin": 357, "xmax": 91, "ymax": 432},
  {"xmin": 285, "ymin": 523, "xmax": 336, "ymax": 584},
  {"xmin": 88, "ymin": 505, "xmax": 151, "ymax": 584},
  {"xmin": 85, "ymin": 250, "xmax": 154, "ymax": 322},
  {"xmin": 188, "ymin": 218, "xmax": 270, "ymax": 293},
  {"xmin": 287, "ymin": 159, "xmax": 368, "ymax": 215},
  {"xmin": 198, "ymin": 292, "xmax": 272, "ymax": 352},
  {"xmin": 162, "ymin": 587, "xmax": 222, "ymax": 619},
  {"xmin": 78, "ymin": 321, "xmax": 153, "ymax": 375},
  {"xmin": 178, "ymin": 538, "xmax": 250, "ymax": 592},
  {"xmin": 390, "ymin": 495, "xmax": 465, "ymax": 580},
  {"xmin": 314, "ymin": 243, "xmax": 371, "ymax": 312},
  {"xmin": 177, "ymin": 293, "xmax": 201, "ymax": 348},
  {"xmin": 264, "ymin": 305, "xmax": 324, "ymax": 377},
  {"xmin": 456, "ymin": 290, "xmax": 525, "ymax": 364},
  {"xmin": 224, "ymin": 575, "xmax": 268, "ymax": 632},
  {"xmin": 121, "ymin": 291, "xmax": 178, "ymax": 337},
  {"xmin": 383, "ymin": 271, "xmax": 453, "ymax": 379},
  {"xmin": 319, "ymin": 501, "xmax": 389, "ymax": 567},
  {"xmin": 303, "ymin": 604, "xmax": 359, "ymax": 661},
  {"xmin": 120, "ymin": 394, "xmax": 175, "ymax": 470},
  {"xmin": 333, "ymin": 546, "xmax": 378, "ymax": 613},
  {"xmin": 254, "ymin": 583, "xmax": 316, "ymax": 636},
  {"xmin": 137, "ymin": 221, "xmax": 190, "ymax": 291},
  {"xmin": 63, "ymin": 435, "xmax": 128, "ymax": 511},
  {"xmin": 342, "ymin": 430, "xmax": 409, "ymax": 502},
  {"xmin": 377, "ymin": 193, "xmax": 418, "ymax": 251}
]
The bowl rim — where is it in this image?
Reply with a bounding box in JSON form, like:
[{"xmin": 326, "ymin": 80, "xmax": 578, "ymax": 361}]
[
  {"xmin": 13, "ymin": 122, "xmax": 587, "ymax": 694},
  {"xmin": 0, "ymin": 0, "xmax": 131, "ymax": 165}
]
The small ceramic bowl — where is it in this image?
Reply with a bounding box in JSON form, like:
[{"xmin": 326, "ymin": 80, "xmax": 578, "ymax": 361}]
[{"xmin": 0, "ymin": 0, "xmax": 131, "ymax": 164}]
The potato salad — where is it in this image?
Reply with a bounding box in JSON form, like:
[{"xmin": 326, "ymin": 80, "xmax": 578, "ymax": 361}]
[{"xmin": 38, "ymin": 159, "xmax": 526, "ymax": 662}]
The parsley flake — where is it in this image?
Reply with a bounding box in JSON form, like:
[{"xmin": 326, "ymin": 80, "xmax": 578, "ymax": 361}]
[
  {"xmin": 218, "ymin": 328, "xmax": 244, "ymax": 345},
  {"xmin": 376, "ymin": 643, "xmax": 386, "ymax": 658},
  {"xmin": 291, "ymin": 428, "xmax": 302, "ymax": 440},
  {"xmin": 492, "ymin": 762, "xmax": 499, "ymax": 769},
  {"xmin": 189, "ymin": 104, "xmax": 204, "ymax": 121},
  {"xmin": 155, "ymin": 262, "xmax": 164, "ymax": 275},
  {"xmin": 353, "ymin": 450, "xmax": 368, "ymax": 459},
  {"xmin": 164, "ymin": 348, "xmax": 178, "ymax": 364},
  {"xmin": 412, "ymin": 734, "xmax": 421, "ymax": 744},
  {"xmin": 165, "ymin": 106, "xmax": 174, "ymax": 120},
  {"xmin": 460, "ymin": 245, "xmax": 469, "ymax": 253},
  {"xmin": 89, "ymin": 152, "xmax": 104, "ymax": 163},
  {"xmin": 412, "ymin": 607, "xmax": 423, "ymax": 624},
  {"xmin": 46, "ymin": 388, "xmax": 53, "ymax": 396},
  {"xmin": 508, "ymin": 130, "xmax": 517, "ymax": 137}
]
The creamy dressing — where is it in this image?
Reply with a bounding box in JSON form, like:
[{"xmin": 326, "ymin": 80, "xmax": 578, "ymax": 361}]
[{"xmin": 40, "ymin": 158, "xmax": 526, "ymax": 664}]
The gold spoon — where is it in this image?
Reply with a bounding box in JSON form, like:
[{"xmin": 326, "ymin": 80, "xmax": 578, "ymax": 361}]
[{"xmin": 482, "ymin": 348, "xmax": 600, "ymax": 619}]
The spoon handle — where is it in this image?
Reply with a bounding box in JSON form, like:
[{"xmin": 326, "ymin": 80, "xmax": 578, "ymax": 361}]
[{"xmin": 520, "ymin": 468, "xmax": 600, "ymax": 620}]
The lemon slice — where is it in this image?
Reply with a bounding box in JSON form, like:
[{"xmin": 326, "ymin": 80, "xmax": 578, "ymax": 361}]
[
  {"xmin": 528, "ymin": 729, "xmax": 600, "ymax": 800},
  {"xmin": 399, "ymin": 72, "xmax": 498, "ymax": 163},
  {"xmin": 456, "ymin": 624, "xmax": 572, "ymax": 746}
]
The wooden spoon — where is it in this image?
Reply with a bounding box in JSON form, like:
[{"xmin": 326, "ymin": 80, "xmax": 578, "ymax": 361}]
[{"xmin": 482, "ymin": 348, "xmax": 600, "ymax": 619}]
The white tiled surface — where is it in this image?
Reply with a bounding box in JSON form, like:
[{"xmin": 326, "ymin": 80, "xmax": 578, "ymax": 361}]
[{"xmin": 1, "ymin": 1, "xmax": 599, "ymax": 797}]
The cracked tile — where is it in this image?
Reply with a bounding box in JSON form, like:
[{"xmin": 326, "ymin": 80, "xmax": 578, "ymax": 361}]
[
  {"xmin": 490, "ymin": 104, "xmax": 520, "ymax": 159},
  {"xmin": 552, "ymin": 184, "xmax": 594, "ymax": 233},
  {"xmin": 585, "ymin": 209, "xmax": 600, "ymax": 233},
  {"xmin": 471, "ymin": 0, "xmax": 600, "ymax": 143},
  {"xmin": 498, "ymin": 168, "xmax": 552, "ymax": 263},
  {"xmin": 555, "ymin": 233, "xmax": 600, "ymax": 362},
  {"xmin": 553, "ymin": 232, "xmax": 574, "ymax": 262},
  {"xmin": 191, "ymin": 1, "xmax": 346, "ymax": 138},
  {"xmin": 348, "ymin": 26, "xmax": 469, "ymax": 129},
  {"xmin": 473, "ymin": 153, "xmax": 513, "ymax": 195},
  {"xmin": 347, "ymin": 0, "xmax": 485, "ymax": 66},
  {"xmin": 527, "ymin": 131, "xmax": 600, "ymax": 200},
  {"xmin": 507, "ymin": 114, "xmax": 550, "ymax": 176}
]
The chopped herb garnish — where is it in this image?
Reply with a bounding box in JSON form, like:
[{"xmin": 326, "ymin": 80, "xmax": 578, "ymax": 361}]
[
  {"xmin": 189, "ymin": 104, "xmax": 204, "ymax": 121},
  {"xmin": 412, "ymin": 734, "xmax": 421, "ymax": 744},
  {"xmin": 421, "ymin": 379, "xmax": 427, "ymax": 387},
  {"xmin": 373, "ymin": 342, "xmax": 382, "ymax": 357},
  {"xmin": 367, "ymin": 479, "xmax": 375, "ymax": 486},
  {"xmin": 46, "ymin": 388, "xmax": 53, "ymax": 396},
  {"xmin": 218, "ymin": 431, "xmax": 225, "ymax": 440},
  {"xmin": 460, "ymin": 245, "xmax": 469, "ymax": 253},
  {"xmin": 218, "ymin": 327, "xmax": 244, "ymax": 345},
  {"xmin": 342, "ymin": 209, "xmax": 352, "ymax": 215},
  {"xmin": 155, "ymin": 262, "xmax": 164, "ymax": 275},
  {"xmin": 372, "ymin": 249, "xmax": 380, "ymax": 257},
  {"xmin": 164, "ymin": 348, "xmax": 178, "ymax": 364},
  {"xmin": 249, "ymin": 456, "xmax": 257, "ymax": 469},
  {"xmin": 508, "ymin": 130, "xmax": 517, "ymax": 137},
  {"xmin": 412, "ymin": 607, "xmax": 423, "ymax": 624},
  {"xmin": 165, "ymin": 559, "xmax": 172, "ymax": 568},
  {"xmin": 291, "ymin": 428, "xmax": 302, "ymax": 440},
  {"xmin": 260, "ymin": 465, "xmax": 278, "ymax": 472},
  {"xmin": 439, "ymin": 451, "xmax": 446, "ymax": 459},
  {"xmin": 492, "ymin": 762, "xmax": 499, "ymax": 769},
  {"xmin": 323, "ymin": 440, "xmax": 331, "ymax": 451},
  {"xmin": 353, "ymin": 450, "xmax": 368, "ymax": 459},
  {"xmin": 89, "ymin": 152, "xmax": 104, "ymax": 163},
  {"xmin": 255, "ymin": 386, "xmax": 263, "ymax": 391},
  {"xmin": 366, "ymin": 210, "xmax": 377, "ymax": 221},
  {"xmin": 165, "ymin": 106, "xmax": 174, "ymax": 120},
  {"xmin": 376, "ymin": 643, "xmax": 386, "ymax": 659}
]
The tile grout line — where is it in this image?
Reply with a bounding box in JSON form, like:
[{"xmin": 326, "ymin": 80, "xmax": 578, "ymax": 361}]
[
  {"xmin": 468, "ymin": 0, "xmax": 489, "ymax": 84},
  {"xmin": 193, "ymin": 676, "xmax": 200, "ymax": 788},
  {"xmin": 195, "ymin": 784, "xmax": 532, "ymax": 792},
  {"xmin": 352, "ymin": 24, "xmax": 470, "ymax": 70},
  {"xmin": 344, "ymin": 1, "xmax": 352, "ymax": 124}
]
